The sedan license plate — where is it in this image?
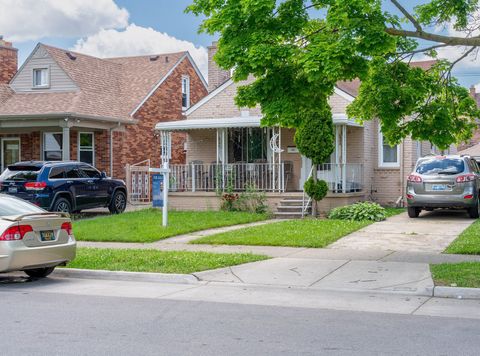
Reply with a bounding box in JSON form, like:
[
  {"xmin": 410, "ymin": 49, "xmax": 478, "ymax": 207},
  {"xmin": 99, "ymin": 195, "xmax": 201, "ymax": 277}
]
[
  {"xmin": 8, "ymin": 187, "xmax": 17, "ymax": 193},
  {"xmin": 40, "ymin": 230, "xmax": 55, "ymax": 242}
]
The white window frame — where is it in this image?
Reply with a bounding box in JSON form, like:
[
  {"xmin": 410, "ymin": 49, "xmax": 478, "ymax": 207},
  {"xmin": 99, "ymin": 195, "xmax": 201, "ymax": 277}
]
[
  {"xmin": 78, "ymin": 132, "xmax": 95, "ymax": 165},
  {"xmin": 181, "ymin": 75, "xmax": 190, "ymax": 110},
  {"xmin": 32, "ymin": 67, "xmax": 50, "ymax": 88},
  {"xmin": 1, "ymin": 137, "xmax": 21, "ymax": 172},
  {"xmin": 378, "ymin": 128, "xmax": 400, "ymax": 168},
  {"xmin": 42, "ymin": 132, "xmax": 63, "ymax": 161}
]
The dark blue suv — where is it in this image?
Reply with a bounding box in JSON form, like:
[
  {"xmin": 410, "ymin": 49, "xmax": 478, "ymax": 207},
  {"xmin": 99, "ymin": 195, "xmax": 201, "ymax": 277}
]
[{"xmin": 0, "ymin": 161, "xmax": 127, "ymax": 214}]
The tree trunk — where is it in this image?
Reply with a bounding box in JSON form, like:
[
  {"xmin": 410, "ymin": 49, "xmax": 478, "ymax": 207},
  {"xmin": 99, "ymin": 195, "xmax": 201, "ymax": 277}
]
[{"xmin": 311, "ymin": 163, "xmax": 317, "ymax": 217}]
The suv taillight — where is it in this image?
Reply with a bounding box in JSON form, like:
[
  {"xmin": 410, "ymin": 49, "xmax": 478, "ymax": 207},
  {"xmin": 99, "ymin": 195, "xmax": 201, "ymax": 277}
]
[
  {"xmin": 456, "ymin": 174, "xmax": 476, "ymax": 183},
  {"xmin": 0, "ymin": 225, "xmax": 33, "ymax": 241},
  {"xmin": 407, "ymin": 174, "xmax": 422, "ymax": 183},
  {"xmin": 24, "ymin": 181, "xmax": 47, "ymax": 191},
  {"xmin": 61, "ymin": 222, "xmax": 73, "ymax": 236}
]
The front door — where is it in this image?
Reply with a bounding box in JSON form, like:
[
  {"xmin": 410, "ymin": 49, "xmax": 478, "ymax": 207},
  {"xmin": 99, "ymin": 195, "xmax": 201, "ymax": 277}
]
[{"xmin": 2, "ymin": 138, "xmax": 20, "ymax": 172}]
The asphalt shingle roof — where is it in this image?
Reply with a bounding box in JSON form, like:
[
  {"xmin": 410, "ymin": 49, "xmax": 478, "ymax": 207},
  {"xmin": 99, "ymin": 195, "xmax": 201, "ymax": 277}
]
[{"xmin": 0, "ymin": 44, "xmax": 188, "ymax": 121}]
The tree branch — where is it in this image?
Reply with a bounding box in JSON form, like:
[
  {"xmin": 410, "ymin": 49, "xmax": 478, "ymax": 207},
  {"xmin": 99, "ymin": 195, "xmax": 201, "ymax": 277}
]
[
  {"xmin": 390, "ymin": 0, "xmax": 422, "ymax": 32},
  {"xmin": 396, "ymin": 43, "xmax": 448, "ymax": 56},
  {"xmin": 385, "ymin": 27, "xmax": 480, "ymax": 46}
]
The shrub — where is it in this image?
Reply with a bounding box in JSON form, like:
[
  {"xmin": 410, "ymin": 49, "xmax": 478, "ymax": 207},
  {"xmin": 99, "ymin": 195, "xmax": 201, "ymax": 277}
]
[
  {"xmin": 304, "ymin": 178, "xmax": 328, "ymax": 201},
  {"xmin": 221, "ymin": 193, "xmax": 239, "ymax": 211},
  {"xmin": 328, "ymin": 201, "xmax": 387, "ymax": 222},
  {"xmin": 220, "ymin": 185, "xmax": 269, "ymax": 214}
]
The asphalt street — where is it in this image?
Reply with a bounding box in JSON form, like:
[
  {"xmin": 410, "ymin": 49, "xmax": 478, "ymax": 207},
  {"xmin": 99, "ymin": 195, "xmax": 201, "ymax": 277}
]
[{"xmin": 2, "ymin": 282, "xmax": 480, "ymax": 356}]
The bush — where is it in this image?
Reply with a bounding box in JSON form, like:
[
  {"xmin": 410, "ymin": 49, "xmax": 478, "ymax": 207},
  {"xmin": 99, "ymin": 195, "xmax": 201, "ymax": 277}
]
[
  {"xmin": 304, "ymin": 177, "xmax": 328, "ymax": 201},
  {"xmin": 328, "ymin": 201, "xmax": 387, "ymax": 222},
  {"xmin": 220, "ymin": 185, "xmax": 269, "ymax": 214}
]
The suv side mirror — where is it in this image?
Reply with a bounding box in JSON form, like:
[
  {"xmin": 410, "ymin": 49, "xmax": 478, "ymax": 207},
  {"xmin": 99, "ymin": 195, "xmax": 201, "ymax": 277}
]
[{"xmin": 100, "ymin": 171, "xmax": 107, "ymax": 179}]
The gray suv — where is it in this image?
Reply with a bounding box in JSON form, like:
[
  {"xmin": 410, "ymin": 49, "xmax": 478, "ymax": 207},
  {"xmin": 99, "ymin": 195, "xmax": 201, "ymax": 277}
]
[{"xmin": 406, "ymin": 155, "xmax": 480, "ymax": 218}]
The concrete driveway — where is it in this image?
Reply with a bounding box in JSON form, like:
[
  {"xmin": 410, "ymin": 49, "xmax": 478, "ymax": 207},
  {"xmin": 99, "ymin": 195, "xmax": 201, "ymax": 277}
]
[{"xmin": 329, "ymin": 210, "xmax": 475, "ymax": 253}]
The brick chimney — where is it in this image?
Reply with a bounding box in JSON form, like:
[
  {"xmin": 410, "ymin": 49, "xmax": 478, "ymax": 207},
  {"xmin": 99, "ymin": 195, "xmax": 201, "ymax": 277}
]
[
  {"xmin": 0, "ymin": 36, "xmax": 18, "ymax": 84},
  {"xmin": 207, "ymin": 41, "xmax": 230, "ymax": 92}
]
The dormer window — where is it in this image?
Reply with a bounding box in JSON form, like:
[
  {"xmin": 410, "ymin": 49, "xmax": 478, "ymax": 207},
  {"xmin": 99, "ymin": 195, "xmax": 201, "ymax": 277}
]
[
  {"xmin": 33, "ymin": 68, "xmax": 49, "ymax": 88},
  {"xmin": 182, "ymin": 75, "xmax": 190, "ymax": 110}
]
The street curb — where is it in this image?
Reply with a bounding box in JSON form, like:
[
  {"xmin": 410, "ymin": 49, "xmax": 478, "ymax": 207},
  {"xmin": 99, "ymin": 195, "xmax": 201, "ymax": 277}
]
[
  {"xmin": 53, "ymin": 268, "xmax": 200, "ymax": 285},
  {"xmin": 433, "ymin": 286, "xmax": 480, "ymax": 300}
]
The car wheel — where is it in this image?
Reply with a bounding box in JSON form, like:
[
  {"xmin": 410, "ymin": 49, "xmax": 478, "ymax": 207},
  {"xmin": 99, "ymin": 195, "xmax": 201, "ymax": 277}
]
[
  {"xmin": 24, "ymin": 267, "xmax": 55, "ymax": 278},
  {"xmin": 109, "ymin": 190, "xmax": 127, "ymax": 214},
  {"xmin": 53, "ymin": 197, "xmax": 72, "ymax": 213},
  {"xmin": 468, "ymin": 197, "xmax": 480, "ymax": 219},
  {"xmin": 407, "ymin": 207, "xmax": 420, "ymax": 218}
]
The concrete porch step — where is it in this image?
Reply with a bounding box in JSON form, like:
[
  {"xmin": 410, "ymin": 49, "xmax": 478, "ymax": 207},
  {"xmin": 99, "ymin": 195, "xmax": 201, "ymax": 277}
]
[
  {"xmin": 277, "ymin": 206, "xmax": 304, "ymax": 212},
  {"xmin": 274, "ymin": 211, "xmax": 307, "ymax": 219},
  {"xmin": 279, "ymin": 199, "xmax": 305, "ymax": 206}
]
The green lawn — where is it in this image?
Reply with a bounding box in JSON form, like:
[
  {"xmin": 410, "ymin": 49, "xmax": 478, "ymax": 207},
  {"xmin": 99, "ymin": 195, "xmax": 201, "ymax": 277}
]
[
  {"xmin": 444, "ymin": 220, "xmax": 480, "ymax": 255},
  {"xmin": 430, "ymin": 262, "xmax": 480, "ymax": 288},
  {"xmin": 191, "ymin": 218, "xmax": 371, "ymax": 248},
  {"xmin": 384, "ymin": 207, "xmax": 406, "ymax": 218},
  {"xmin": 73, "ymin": 209, "xmax": 269, "ymax": 243},
  {"xmin": 66, "ymin": 248, "xmax": 268, "ymax": 274}
]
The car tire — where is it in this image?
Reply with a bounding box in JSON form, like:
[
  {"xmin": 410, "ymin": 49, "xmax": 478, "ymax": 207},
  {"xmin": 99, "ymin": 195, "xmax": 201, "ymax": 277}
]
[
  {"xmin": 24, "ymin": 267, "xmax": 55, "ymax": 278},
  {"xmin": 468, "ymin": 197, "xmax": 480, "ymax": 219},
  {"xmin": 109, "ymin": 190, "xmax": 127, "ymax": 214},
  {"xmin": 52, "ymin": 197, "xmax": 72, "ymax": 213},
  {"xmin": 408, "ymin": 207, "xmax": 420, "ymax": 218}
]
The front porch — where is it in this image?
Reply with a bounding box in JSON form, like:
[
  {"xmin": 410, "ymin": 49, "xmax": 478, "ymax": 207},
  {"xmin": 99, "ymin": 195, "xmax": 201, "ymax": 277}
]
[
  {"xmin": 0, "ymin": 115, "xmax": 130, "ymax": 175},
  {"xmin": 155, "ymin": 115, "xmax": 365, "ymax": 194}
]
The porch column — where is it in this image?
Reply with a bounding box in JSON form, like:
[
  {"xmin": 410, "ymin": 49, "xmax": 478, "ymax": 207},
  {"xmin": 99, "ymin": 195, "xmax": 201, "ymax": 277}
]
[
  {"xmin": 62, "ymin": 126, "xmax": 70, "ymax": 161},
  {"xmin": 341, "ymin": 125, "xmax": 347, "ymax": 193}
]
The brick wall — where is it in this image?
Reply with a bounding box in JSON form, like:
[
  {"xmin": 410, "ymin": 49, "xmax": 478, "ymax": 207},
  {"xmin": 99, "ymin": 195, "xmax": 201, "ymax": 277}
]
[
  {"xmin": 0, "ymin": 40, "xmax": 17, "ymax": 84},
  {"xmin": 111, "ymin": 57, "xmax": 208, "ymax": 180}
]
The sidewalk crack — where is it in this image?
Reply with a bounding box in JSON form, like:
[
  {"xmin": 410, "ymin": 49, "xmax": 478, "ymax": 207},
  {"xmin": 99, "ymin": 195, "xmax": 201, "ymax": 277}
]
[
  {"xmin": 308, "ymin": 260, "xmax": 351, "ymax": 287},
  {"xmin": 410, "ymin": 296, "xmax": 433, "ymax": 315},
  {"xmin": 229, "ymin": 267, "xmax": 245, "ymax": 283}
]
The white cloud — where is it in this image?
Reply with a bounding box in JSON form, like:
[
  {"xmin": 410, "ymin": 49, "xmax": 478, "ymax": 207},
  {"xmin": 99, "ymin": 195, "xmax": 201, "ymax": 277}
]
[
  {"xmin": 0, "ymin": 0, "xmax": 129, "ymax": 42},
  {"xmin": 72, "ymin": 24, "xmax": 208, "ymax": 77}
]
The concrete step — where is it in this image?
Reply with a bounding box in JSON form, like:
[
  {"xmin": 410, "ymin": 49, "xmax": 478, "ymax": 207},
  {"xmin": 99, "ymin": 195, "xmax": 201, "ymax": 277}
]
[
  {"xmin": 279, "ymin": 199, "xmax": 305, "ymax": 206},
  {"xmin": 277, "ymin": 206, "xmax": 304, "ymax": 212},
  {"xmin": 274, "ymin": 211, "xmax": 307, "ymax": 219},
  {"xmin": 281, "ymin": 196, "xmax": 304, "ymax": 201}
]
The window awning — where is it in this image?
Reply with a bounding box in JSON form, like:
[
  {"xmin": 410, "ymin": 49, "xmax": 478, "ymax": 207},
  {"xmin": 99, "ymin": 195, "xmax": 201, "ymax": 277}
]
[{"xmin": 155, "ymin": 114, "xmax": 362, "ymax": 131}]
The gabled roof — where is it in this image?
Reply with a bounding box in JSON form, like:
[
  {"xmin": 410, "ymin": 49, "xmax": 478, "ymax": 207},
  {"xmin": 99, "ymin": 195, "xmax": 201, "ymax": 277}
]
[
  {"xmin": 458, "ymin": 143, "xmax": 480, "ymax": 157},
  {"xmin": 0, "ymin": 43, "xmax": 207, "ymax": 121}
]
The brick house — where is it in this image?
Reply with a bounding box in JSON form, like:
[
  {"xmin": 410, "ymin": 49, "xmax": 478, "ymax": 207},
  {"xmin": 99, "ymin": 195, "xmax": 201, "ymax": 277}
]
[
  {"xmin": 0, "ymin": 37, "xmax": 208, "ymax": 179},
  {"xmin": 155, "ymin": 44, "xmax": 454, "ymax": 214}
]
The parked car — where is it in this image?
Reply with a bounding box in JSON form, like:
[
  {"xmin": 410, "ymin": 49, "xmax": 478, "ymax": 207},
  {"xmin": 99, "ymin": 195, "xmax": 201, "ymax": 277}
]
[
  {"xmin": 406, "ymin": 155, "xmax": 480, "ymax": 218},
  {"xmin": 0, "ymin": 194, "xmax": 76, "ymax": 277},
  {"xmin": 0, "ymin": 161, "xmax": 127, "ymax": 214}
]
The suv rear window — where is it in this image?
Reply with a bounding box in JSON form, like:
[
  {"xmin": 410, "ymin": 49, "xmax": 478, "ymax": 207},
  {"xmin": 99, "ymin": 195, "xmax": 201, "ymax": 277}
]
[
  {"xmin": 0, "ymin": 166, "xmax": 40, "ymax": 181},
  {"xmin": 416, "ymin": 158, "xmax": 465, "ymax": 175}
]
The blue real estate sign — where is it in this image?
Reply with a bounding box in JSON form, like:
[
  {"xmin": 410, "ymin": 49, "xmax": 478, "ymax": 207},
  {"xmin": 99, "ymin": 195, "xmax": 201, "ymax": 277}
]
[{"xmin": 152, "ymin": 174, "xmax": 164, "ymax": 208}]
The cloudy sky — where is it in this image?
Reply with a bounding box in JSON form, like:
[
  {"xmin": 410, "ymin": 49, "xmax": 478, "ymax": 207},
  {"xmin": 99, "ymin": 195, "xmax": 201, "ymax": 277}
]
[{"xmin": 0, "ymin": 0, "xmax": 479, "ymax": 87}]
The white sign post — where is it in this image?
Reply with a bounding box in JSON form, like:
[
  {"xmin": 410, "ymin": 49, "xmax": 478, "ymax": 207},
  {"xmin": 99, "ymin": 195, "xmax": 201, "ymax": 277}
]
[{"xmin": 149, "ymin": 166, "xmax": 170, "ymax": 227}]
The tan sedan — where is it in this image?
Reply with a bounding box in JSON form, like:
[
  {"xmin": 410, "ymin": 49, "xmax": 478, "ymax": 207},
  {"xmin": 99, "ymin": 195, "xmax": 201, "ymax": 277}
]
[{"xmin": 0, "ymin": 194, "xmax": 76, "ymax": 278}]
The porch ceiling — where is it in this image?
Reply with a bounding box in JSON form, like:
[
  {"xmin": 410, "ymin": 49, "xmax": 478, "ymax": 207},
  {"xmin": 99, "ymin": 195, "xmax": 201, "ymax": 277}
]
[{"xmin": 155, "ymin": 114, "xmax": 362, "ymax": 131}]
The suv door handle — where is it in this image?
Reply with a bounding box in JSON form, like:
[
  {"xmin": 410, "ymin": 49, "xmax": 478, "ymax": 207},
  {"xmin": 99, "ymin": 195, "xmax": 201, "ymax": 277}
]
[{"xmin": 87, "ymin": 180, "xmax": 94, "ymax": 184}]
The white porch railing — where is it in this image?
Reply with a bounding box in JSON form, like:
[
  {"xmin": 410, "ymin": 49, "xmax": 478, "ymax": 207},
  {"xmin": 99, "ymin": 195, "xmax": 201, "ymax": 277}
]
[
  {"xmin": 317, "ymin": 163, "xmax": 364, "ymax": 193},
  {"xmin": 169, "ymin": 162, "xmax": 287, "ymax": 192}
]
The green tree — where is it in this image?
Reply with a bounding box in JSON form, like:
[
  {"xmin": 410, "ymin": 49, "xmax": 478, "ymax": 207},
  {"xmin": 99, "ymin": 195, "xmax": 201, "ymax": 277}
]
[{"xmin": 187, "ymin": 0, "xmax": 480, "ymax": 150}]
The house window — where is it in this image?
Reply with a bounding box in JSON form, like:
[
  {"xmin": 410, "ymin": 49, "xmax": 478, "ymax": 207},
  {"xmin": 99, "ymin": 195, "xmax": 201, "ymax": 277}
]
[
  {"xmin": 182, "ymin": 75, "xmax": 190, "ymax": 110},
  {"xmin": 33, "ymin": 68, "xmax": 49, "ymax": 87},
  {"xmin": 43, "ymin": 132, "xmax": 63, "ymax": 161},
  {"xmin": 379, "ymin": 130, "xmax": 400, "ymax": 168},
  {"xmin": 78, "ymin": 132, "xmax": 94, "ymax": 165}
]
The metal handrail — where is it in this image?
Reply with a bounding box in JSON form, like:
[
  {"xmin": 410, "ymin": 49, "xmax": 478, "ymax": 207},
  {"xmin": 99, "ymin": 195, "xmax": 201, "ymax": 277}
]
[{"xmin": 301, "ymin": 165, "xmax": 315, "ymax": 218}]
